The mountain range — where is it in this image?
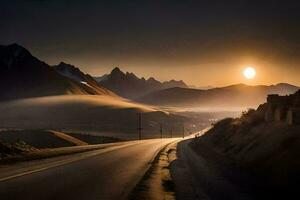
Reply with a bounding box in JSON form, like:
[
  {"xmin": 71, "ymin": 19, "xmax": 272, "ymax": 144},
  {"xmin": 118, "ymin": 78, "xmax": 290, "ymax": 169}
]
[
  {"xmin": 137, "ymin": 83, "xmax": 300, "ymax": 109},
  {"xmin": 0, "ymin": 44, "xmax": 188, "ymax": 137},
  {"xmin": 94, "ymin": 67, "xmax": 188, "ymax": 98},
  {"xmin": 0, "ymin": 43, "xmax": 299, "ymax": 111}
]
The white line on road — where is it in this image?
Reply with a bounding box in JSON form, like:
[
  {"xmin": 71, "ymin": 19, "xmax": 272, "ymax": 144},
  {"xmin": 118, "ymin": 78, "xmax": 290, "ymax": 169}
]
[{"xmin": 0, "ymin": 142, "xmax": 139, "ymax": 182}]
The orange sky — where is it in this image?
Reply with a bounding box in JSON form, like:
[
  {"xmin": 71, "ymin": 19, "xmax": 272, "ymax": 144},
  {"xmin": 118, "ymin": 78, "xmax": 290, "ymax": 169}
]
[
  {"xmin": 3, "ymin": 1, "xmax": 299, "ymax": 88},
  {"xmin": 53, "ymin": 51, "xmax": 299, "ymax": 88}
]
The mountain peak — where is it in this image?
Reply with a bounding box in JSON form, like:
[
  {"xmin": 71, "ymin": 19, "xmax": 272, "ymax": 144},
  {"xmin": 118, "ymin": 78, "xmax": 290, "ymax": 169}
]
[
  {"xmin": 110, "ymin": 67, "xmax": 125, "ymax": 79},
  {"xmin": 58, "ymin": 61, "xmax": 70, "ymax": 66},
  {"xmin": 126, "ymin": 72, "xmax": 139, "ymax": 80},
  {"xmin": 96, "ymin": 67, "xmax": 188, "ymax": 99},
  {"xmin": 147, "ymin": 77, "xmax": 156, "ymax": 81},
  {"xmin": 275, "ymin": 83, "xmax": 297, "ymax": 87},
  {"xmin": 8, "ymin": 43, "xmax": 23, "ymax": 48},
  {"xmin": 146, "ymin": 77, "xmax": 160, "ymax": 85},
  {"xmin": 55, "ymin": 62, "xmax": 80, "ymax": 73},
  {"xmin": 0, "ymin": 43, "xmax": 34, "ymax": 69},
  {"xmin": 0, "ymin": 43, "xmax": 31, "ymax": 58},
  {"xmin": 111, "ymin": 67, "xmax": 122, "ymax": 73}
]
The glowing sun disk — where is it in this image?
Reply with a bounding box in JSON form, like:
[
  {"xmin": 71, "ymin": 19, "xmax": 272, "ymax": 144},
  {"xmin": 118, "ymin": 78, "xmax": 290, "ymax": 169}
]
[{"xmin": 243, "ymin": 67, "xmax": 256, "ymax": 79}]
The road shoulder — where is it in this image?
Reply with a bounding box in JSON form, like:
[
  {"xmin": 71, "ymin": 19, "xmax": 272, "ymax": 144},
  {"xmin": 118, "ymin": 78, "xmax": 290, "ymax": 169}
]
[{"xmin": 129, "ymin": 140, "xmax": 180, "ymax": 200}]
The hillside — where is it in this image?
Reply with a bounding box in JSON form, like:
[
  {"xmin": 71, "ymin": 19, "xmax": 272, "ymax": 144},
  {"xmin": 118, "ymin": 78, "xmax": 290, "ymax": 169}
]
[
  {"xmin": 137, "ymin": 83, "xmax": 299, "ymax": 109},
  {"xmin": 53, "ymin": 62, "xmax": 114, "ymax": 96},
  {"xmin": 95, "ymin": 67, "xmax": 188, "ymax": 99},
  {"xmin": 191, "ymin": 90, "xmax": 300, "ymax": 198},
  {"xmin": 0, "ymin": 95, "xmax": 189, "ymax": 139},
  {"xmin": 0, "ymin": 44, "xmax": 112, "ymax": 101}
]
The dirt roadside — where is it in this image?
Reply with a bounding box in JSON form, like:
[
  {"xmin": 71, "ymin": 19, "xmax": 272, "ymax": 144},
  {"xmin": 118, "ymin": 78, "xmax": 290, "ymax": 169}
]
[{"xmin": 129, "ymin": 140, "xmax": 180, "ymax": 200}]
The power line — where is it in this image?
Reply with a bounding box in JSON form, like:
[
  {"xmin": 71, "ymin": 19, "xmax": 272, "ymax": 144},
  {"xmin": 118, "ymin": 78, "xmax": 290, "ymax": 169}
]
[
  {"xmin": 160, "ymin": 123, "xmax": 163, "ymax": 139},
  {"xmin": 137, "ymin": 113, "xmax": 142, "ymax": 140},
  {"xmin": 182, "ymin": 123, "xmax": 185, "ymax": 138}
]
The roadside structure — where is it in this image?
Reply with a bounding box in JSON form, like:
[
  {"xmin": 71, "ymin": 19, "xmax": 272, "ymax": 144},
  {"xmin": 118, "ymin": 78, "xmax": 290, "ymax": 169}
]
[{"xmin": 264, "ymin": 90, "xmax": 300, "ymax": 125}]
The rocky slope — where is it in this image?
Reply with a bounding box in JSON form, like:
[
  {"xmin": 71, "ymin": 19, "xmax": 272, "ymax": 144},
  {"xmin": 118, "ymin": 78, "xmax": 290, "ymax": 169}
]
[{"xmin": 53, "ymin": 62, "xmax": 114, "ymax": 96}]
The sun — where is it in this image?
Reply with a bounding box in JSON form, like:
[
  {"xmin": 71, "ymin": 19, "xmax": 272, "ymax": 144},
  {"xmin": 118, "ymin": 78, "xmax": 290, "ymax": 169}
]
[{"xmin": 243, "ymin": 67, "xmax": 256, "ymax": 79}]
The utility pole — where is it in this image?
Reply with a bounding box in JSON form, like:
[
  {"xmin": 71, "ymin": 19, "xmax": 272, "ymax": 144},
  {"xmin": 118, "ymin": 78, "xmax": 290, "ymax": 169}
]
[
  {"xmin": 182, "ymin": 123, "xmax": 185, "ymax": 138},
  {"xmin": 137, "ymin": 113, "xmax": 142, "ymax": 140},
  {"xmin": 160, "ymin": 123, "xmax": 163, "ymax": 139}
]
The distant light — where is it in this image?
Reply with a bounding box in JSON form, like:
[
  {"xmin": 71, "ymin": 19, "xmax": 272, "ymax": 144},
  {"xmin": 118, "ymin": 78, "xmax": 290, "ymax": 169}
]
[{"xmin": 243, "ymin": 67, "xmax": 256, "ymax": 79}]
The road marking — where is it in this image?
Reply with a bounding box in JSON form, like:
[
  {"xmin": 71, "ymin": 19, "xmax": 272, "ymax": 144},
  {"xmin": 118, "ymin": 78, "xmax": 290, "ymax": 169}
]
[{"xmin": 0, "ymin": 142, "xmax": 139, "ymax": 182}]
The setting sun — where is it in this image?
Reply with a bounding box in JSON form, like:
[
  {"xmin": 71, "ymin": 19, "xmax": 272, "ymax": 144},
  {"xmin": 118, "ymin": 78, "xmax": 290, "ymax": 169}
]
[{"xmin": 243, "ymin": 67, "xmax": 256, "ymax": 79}]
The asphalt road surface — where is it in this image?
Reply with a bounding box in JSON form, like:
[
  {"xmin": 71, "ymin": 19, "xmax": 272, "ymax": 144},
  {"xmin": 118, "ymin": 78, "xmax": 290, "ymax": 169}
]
[{"xmin": 0, "ymin": 138, "xmax": 178, "ymax": 200}]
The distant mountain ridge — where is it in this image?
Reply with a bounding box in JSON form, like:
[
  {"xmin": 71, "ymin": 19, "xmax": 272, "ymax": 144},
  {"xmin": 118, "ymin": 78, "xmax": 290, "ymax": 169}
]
[
  {"xmin": 94, "ymin": 67, "xmax": 188, "ymax": 98},
  {"xmin": 0, "ymin": 44, "xmax": 112, "ymax": 100},
  {"xmin": 1, "ymin": 43, "xmax": 299, "ymax": 110},
  {"xmin": 137, "ymin": 83, "xmax": 300, "ymax": 109}
]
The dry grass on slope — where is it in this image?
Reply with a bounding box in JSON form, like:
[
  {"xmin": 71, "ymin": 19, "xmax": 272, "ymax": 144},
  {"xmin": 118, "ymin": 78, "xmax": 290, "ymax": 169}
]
[{"xmin": 191, "ymin": 108, "xmax": 300, "ymax": 198}]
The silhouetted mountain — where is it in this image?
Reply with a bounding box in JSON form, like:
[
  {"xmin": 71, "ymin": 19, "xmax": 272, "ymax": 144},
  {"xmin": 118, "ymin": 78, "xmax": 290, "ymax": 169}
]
[
  {"xmin": 53, "ymin": 62, "xmax": 113, "ymax": 95},
  {"xmin": 95, "ymin": 67, "xmax": 188, "ymax": 98},
  {"xmin": 137, "ymin": 83, "xmax": 300, "ymax": 109},
  {"xmin": 0, "ymin": 44, "xmax": 112, "ymax": 100}
]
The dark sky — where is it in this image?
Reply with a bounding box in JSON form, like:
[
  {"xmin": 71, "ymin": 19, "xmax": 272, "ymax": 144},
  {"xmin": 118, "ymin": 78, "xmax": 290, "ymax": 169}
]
[{"xmin": 1, "ymin": 0, "xmax": 300, "ymax": 86}]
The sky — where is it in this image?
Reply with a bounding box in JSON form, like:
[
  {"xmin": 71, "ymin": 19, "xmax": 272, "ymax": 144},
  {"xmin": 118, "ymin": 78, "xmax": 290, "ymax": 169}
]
[{"xmin": 1, "ymin": 0, "xmax": 300, "ymax": 87}]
